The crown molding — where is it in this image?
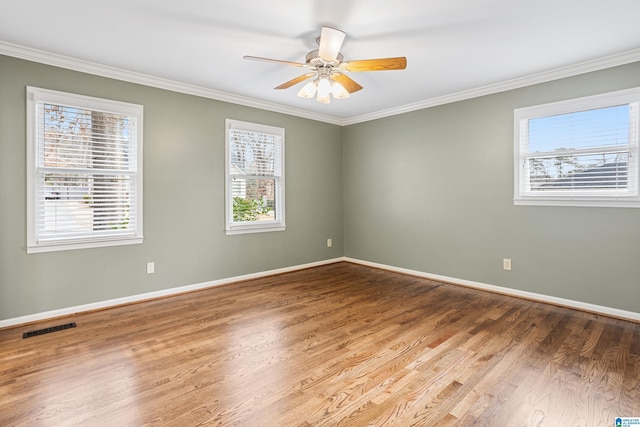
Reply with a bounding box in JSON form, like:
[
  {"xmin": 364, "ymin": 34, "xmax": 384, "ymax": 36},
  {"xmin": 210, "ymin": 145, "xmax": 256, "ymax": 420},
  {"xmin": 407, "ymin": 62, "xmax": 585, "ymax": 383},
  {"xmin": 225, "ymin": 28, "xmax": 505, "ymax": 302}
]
[
  {"xmin": 342, "ymin": 47, "xmax": 640, "ymax": 125},
  {"xmin": 2, "ymin": 40, "xmax": 639, "ymax": 127},
  {"xmin": 0, "ymin": 41, "xmax": 343, "ymax": 126}
]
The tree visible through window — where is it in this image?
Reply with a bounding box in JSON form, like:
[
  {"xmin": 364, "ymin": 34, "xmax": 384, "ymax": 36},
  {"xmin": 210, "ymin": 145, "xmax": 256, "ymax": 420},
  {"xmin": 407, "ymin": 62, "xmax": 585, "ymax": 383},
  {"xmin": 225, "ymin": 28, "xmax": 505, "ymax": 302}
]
[
  {"xmin": 27, "ymin": 87, "xmax": 143, "ymax": 253},
  {"xmin": 525, "ymin": 105, "xmax": 630, "ymax": 190},
  {"xmin": 514, "ymin": 88, "xmax": 639, "ymax": 207},
  {"xmin": 225, "ymin": 119, "xmax": 285, "ymax": 234}
]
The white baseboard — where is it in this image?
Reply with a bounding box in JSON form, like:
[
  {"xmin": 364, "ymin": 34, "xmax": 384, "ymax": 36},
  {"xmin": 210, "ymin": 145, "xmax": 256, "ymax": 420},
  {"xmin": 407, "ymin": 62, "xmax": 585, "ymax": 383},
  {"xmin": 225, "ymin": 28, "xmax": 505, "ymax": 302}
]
[
  {"xmin": 344, "ymin": 257, "xmax": 640, "ymax": 323},
  {"xmin": 3, "ymin": 256, "xmax": 638, "ymax": 329},
  {"xmin": 0, "ymin": 257, "xmax": 344, "ymax": 329}
]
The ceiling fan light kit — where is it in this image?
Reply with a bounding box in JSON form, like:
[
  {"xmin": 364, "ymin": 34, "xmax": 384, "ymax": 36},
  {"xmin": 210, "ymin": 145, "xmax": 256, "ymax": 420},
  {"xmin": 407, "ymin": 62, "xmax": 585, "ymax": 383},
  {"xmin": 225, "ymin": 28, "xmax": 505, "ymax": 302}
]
[
  {"xmin": 244, "ymin": 26, "xmax": 407, "ymax": 104},
  {"xmin": 297, "ymin": 66, "xmax": 350, "ymax": 103}
]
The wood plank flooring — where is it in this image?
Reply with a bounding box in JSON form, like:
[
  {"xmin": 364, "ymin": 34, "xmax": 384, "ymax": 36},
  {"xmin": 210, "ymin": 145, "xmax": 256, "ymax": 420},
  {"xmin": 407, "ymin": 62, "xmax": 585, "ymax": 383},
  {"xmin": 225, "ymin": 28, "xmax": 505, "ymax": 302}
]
[{"xmin": 1, "ymin": 262, "xmax": 638, "ymax": 426}]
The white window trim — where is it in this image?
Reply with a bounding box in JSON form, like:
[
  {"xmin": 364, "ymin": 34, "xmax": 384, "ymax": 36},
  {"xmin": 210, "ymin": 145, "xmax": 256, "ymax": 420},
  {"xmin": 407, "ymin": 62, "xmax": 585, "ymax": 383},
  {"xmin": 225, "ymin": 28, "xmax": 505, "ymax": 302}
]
[
  {"xmin": 225, "ymin": 119, "xmax": 285, "ymax": 235},
  {"xmin": 514, "ymin": 87, "xmax": 640, "ymax": 208},
  {"xmin": 26, "ymin": 87, "xmax": 144, "ymax": 253}
]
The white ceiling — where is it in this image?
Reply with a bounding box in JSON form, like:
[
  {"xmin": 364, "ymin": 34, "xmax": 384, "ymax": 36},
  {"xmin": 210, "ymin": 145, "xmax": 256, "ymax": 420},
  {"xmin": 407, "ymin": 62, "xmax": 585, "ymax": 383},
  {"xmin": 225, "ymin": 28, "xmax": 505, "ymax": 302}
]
[{"xmin": 2, "ymin": 0, "xmax": 640, "ymax": 124}]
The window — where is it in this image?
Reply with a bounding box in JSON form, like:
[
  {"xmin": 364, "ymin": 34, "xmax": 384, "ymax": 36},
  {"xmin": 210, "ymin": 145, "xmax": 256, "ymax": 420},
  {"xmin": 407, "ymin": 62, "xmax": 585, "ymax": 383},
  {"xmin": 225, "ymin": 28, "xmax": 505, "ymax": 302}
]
[
  {"xmin": 27, "ymin": 87, "xmax": 143, "ymax": 253},
  {"xmin": 514, "ymin": 87, "xmax": 640, "ymax": 207},
  {"xmin": 225, "ymin": 119, "xmax": 285, "ymax": 234}
]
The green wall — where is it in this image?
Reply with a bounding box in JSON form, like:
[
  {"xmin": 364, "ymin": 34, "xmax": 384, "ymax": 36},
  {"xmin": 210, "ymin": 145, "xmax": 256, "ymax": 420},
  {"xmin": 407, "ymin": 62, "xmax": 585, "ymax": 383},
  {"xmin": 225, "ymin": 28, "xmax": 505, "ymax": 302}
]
[
  {"xmin": 0, "ymin": 55, "xmax": 344, "ymax": 320},
  {"xmin": 343, "ymin": 61, "xmax": 640, "ymax": 313},
  {"xmin": 2, "ymin": 54, "xmax": 639, "ymax": 322}
]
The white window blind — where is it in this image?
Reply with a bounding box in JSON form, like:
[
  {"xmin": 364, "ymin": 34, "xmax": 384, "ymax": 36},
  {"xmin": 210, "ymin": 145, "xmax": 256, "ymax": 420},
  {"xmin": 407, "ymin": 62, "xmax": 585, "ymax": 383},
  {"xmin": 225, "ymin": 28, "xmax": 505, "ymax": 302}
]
[
  {"xmin": 27, "ymin": 87, "xmax": 143, "ymax": 252},
  {"xmin": 225, "ymin": 119, "xmax": 285, "ymax": 234},
  {"xmin": 514, "ymin": 87, "xmax": 640, "ymax": 207}
]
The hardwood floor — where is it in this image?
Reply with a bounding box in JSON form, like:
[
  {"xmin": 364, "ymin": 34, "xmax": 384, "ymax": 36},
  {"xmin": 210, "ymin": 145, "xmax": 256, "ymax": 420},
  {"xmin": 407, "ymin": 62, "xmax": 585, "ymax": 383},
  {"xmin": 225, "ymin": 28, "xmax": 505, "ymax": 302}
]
[{"xmin": 1, "ymin": 262, "xmax": 638, "ymax": 426}]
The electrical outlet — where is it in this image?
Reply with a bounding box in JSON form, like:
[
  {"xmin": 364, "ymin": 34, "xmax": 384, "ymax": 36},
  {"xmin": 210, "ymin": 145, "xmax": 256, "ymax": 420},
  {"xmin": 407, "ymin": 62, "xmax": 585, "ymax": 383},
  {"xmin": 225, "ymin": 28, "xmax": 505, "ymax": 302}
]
[
  {"xmin": 503, "ymin": 258, "xmax": 512, "ymax": 271},
  {"xmin": 147, "ymin": 262, "xmax": 155, "ymax": 274},
  {"xmin": 327, "ymin": 238, "xmax": 332, "ymax": 248}
]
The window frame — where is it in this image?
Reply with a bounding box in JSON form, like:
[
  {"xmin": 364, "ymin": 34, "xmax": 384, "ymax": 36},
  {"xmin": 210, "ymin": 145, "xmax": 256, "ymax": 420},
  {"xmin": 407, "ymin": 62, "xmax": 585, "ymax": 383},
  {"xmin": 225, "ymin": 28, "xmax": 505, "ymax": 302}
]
[
  {"xmin": 225, "ymin": 119, "xmax": 285, "ymax": 235},
  {"xmin": 26, "ymin": 86, "xmax": 144, "ymax": 253},
  {"xmin": 514, "ymin": 87, "xmax": 640, "ymax": 208}
]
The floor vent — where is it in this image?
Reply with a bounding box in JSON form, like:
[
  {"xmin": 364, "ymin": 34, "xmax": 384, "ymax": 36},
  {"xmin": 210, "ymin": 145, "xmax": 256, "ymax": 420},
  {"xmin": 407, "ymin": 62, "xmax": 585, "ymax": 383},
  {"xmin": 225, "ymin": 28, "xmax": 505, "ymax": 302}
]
[{"xmin": 23, "ymin": 322, "xmax": 77, "ymax": 339}]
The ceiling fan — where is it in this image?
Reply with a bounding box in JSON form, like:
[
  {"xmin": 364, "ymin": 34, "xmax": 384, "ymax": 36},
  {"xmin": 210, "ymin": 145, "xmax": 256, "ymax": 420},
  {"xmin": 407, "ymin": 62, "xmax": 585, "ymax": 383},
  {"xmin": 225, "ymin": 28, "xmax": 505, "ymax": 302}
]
[{"xmin": 243, "ymin": 27, "xmax": 407, "ymax": 104}]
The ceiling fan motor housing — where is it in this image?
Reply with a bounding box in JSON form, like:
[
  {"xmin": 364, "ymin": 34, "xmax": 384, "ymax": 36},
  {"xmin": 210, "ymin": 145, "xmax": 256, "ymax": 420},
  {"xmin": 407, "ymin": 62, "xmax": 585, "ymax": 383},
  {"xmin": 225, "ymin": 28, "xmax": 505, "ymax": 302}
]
[{"xmin": 305, "ymin": 49, "xmax": 343, "ymax": 67}]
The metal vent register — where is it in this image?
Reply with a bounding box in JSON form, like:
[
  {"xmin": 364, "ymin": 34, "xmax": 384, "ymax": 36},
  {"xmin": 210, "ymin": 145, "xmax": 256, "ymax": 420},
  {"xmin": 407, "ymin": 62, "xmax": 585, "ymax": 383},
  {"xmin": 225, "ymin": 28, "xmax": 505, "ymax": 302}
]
[{"xmin": 23, "ymin": 322, "xmax": 77, "ymax": 339}]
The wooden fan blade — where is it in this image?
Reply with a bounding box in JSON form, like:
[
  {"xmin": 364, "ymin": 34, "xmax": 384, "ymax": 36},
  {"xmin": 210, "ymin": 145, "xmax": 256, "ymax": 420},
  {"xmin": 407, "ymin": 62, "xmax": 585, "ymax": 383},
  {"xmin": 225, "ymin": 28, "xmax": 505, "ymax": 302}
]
[
  {"xmin": 274, "ymin": 73, "xmax": 316, "ymax": 90},
  {"xmin": 243, "ymin": 55, "xmax": 306, "ymax": 67},
  {"xmin": 342, "ymin": 57, "xmax": 407, "ymax": 72},
  {"xmin": 332, "ymin": 73, "xmax": 363, "ymax": 93},
  {"xmin": 318, "ymin": 27, "xmax": 346, "ymax": 62}
]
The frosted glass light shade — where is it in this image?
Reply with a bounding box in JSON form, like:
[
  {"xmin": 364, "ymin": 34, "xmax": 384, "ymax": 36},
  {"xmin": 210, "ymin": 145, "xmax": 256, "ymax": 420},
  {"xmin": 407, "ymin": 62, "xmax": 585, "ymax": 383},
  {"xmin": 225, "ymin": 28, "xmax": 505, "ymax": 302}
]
[
  {"xmin": 317, "ymin": 77, "xmax": 331, "ymax": 98},
  {"xmin": 297, "ymin": 80, "xmax": 317, "ymax": 98},
  {"xmin": 331, "ymin": 81, "xmax": 350, "ymax": 99},
  {"xmin": 317, "ymin": 92, "xmax": 331, "ymax": 104},
  {"xmin": 296, "ymin": 73, "xmax": 352, "ymax": 103}
]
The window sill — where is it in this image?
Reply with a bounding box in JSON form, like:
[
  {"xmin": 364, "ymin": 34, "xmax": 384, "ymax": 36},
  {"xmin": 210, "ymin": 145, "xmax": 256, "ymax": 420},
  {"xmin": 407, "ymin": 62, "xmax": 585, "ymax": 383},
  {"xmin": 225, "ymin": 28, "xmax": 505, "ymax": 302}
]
[
  {"xmin": 27, "ymin": 237, "xmax": 144, "ymax": 254},
  {"xmin": 513, "ymin": 197, "xmax": 640, "ymax": 208},
  {"xmin": 225, "ymin": 225, "xmax": 286, "ymax": 235}
]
